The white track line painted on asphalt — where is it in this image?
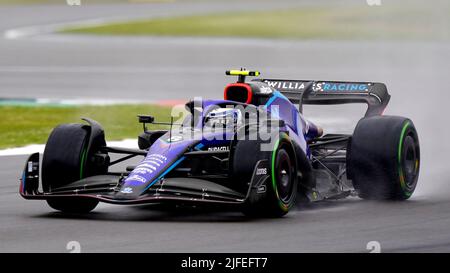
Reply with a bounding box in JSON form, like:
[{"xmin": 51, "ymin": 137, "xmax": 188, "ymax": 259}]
[
  {"xmin": 3, "ymin": 18, "xmax": 113, "ymax": 40},
  {"xmin": 0, "ymin": 139, "xmax": 137, "ymax": 157}
]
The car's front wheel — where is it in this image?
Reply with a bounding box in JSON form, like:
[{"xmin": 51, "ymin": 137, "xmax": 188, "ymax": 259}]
[
  {"xmin": 42, "ymin": 122, "xmax": 108, "ymax": 213},
  {"xmin": 232, "ymin": 131, "xmax": 298, "ymax": 217}
]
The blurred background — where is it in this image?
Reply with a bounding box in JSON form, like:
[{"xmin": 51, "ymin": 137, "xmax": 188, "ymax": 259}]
[{"xmin": 0, "ymin": 0, "xmax": 449, "ymax": 252}]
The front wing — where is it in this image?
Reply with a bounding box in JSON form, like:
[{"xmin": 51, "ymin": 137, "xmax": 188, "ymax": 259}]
[{"xmin": 20, "ymin": 153, "xmax": 269, "ymax": 207}]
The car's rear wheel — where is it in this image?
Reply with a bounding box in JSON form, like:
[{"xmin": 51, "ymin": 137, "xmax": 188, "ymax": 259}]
[
  {"xmin": 42, "ymin": 123, "xmax": 107, "ymax": 213},
  {"xmin": 348, "ymin": 116, "xmax": 420, "ymax": 200}
]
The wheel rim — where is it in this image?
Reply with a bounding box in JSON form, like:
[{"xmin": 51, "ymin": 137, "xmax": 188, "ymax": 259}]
[
  {"xmin": 275, "ymin": 148, "xmax": 295, "ymax": 203},
  {"xmin": 402, "ymin": 134, "xmax": 420, "ymax": 191}
]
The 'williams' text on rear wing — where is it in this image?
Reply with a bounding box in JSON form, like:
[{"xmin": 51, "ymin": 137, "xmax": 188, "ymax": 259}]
[{"xmin": 257, "ymin": 79, "xmax": 390, "ymax": 117}]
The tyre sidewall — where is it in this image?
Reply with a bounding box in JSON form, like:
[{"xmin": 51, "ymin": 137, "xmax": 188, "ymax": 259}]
[{"xmin": 349, "ymin": 116, "xmax": 420, "ymax": 200}]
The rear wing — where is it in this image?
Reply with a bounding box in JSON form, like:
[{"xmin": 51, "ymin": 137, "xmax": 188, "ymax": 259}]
[{"xmin": 256, "ymin": 79, "xmax": 390, "ymax": 117}]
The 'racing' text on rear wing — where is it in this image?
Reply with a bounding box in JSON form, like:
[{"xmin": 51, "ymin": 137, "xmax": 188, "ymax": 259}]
[{"xmin": 257, "ymin": 79, "xmax": 390, "ymax": 117}]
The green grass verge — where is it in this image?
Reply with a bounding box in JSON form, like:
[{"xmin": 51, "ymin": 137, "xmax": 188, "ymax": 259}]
[
  {"xmin": 0, "ymin": 104, "xmax": 172, "ymax": 149},
  {"xmin": 63, "ymin": 4, "xmax": 450, "ymax": 40}
]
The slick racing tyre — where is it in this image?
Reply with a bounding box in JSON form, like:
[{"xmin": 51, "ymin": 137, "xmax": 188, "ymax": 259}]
[
  {"xmin": 348, "ymin": 116, "xmax": 420, "ymax": 200},
  {"xmin": 232, "ymin": 130, "xmax": 298, "ymax": 217},
  {"xmin": 42, "ymin": 123, "xmax": 107, "ymax": 213}
]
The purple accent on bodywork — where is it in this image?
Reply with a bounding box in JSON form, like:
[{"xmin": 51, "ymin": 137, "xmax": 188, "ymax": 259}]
[
  {"xmin": 305, "ymin": 120, "xmax": 321, "ymax": 141},
  {"xmin": 117, "ymin": 133, "xmax": 198, "ymax": 199},
  {"xmin": 264, "ymin": 91, "xmax": 308, "ymax": 153}
]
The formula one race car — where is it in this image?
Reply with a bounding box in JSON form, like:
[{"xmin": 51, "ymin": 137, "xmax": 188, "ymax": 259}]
[{"xmin": 20, "ymin": 70, "xmax": 420, "ymax": 217}]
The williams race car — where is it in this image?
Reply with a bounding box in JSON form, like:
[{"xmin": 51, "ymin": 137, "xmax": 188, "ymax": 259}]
[{"xmin": 20, "ymin": 70, "xmax": 420, "ymax": 217}]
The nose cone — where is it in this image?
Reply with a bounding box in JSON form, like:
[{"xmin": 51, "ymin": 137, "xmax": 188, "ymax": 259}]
[{"xmin": 115, "ymin": 133, "xmax": 197, "ymax": 199}]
